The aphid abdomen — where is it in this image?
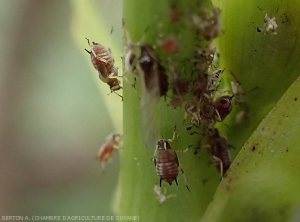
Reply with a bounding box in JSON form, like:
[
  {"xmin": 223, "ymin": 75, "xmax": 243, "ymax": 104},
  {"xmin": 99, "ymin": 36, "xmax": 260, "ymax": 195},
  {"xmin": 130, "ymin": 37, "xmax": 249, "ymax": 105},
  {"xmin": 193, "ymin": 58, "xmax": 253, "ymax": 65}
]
[
  {"xmin": 156, "ymin": 156, "xmax": 179, "ymax": 185},
  {"xmin": 91, "ymin": 45, "xmax": 114, "ymax": 74},
  {"xmin": 213, "ymin": 148, "xmax": 232, "ymax": 176},
  {"xmin": 98, "ymin": 144, "xmax": 116, "ymax": 162},
  {"xmin": 154, "ymin": 144, "xmax": 179, "ymax": 186}
]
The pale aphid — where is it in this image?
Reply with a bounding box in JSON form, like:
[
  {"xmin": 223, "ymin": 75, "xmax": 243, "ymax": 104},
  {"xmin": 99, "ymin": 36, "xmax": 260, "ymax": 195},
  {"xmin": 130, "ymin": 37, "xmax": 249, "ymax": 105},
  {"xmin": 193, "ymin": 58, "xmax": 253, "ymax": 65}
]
[
  {"xmin": 85, "ymin": 38, "xmax": 122, "ymax": 98},
  {"xmin": 97, "ymin": 133, "xmax": 122, "ymax": 171}
]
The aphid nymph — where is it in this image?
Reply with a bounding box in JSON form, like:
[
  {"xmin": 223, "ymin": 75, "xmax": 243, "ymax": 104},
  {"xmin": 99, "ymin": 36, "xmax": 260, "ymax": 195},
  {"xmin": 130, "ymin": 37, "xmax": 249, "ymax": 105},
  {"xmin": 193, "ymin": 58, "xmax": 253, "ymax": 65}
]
[
  {"xmin": 97, "ymin": 133, "xmax": 122, "ymax": 171},
  {"xmin": 85, "ymin": 38, "xmax": 122, "ymax": 95},
  {"xmin": 153, "ymin": 129, "xmax": 190, "ymax": 191},
  {"xmin": 207, "ymin": 128, "xmax": 232, "ymax": 177}
]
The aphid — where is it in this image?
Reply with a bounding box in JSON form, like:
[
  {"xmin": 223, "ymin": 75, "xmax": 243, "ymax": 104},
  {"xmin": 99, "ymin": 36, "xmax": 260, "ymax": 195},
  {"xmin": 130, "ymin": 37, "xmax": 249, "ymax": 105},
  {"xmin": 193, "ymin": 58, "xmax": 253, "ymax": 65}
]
[
  {"xmin": 158, "ymin": 37, "xmax": 179, "ymax": 54},
  {"xmin": 85, "ymin": 38, "xmax": 122, "ymax": 95},
  {"xmin": 202, "ymin": 95, "xmax": 233, "ymax": 122},
  {"xmin": 97, "ymin": 133, "xmax": 122, "ymax": 171},
  {"xmin": 139, "ymin": 45, "xmax": 168, "ymax": 96},
  {"xmin": 213, "ymin": 95, "xmax": 234, "ymax": 121},
  {"xmin": 153, "ymin": 137, "xmax": 190, "ymax": 191},
  {"xmin": 125, "ymin": 42, "xmax": 169, "ymax": 149},
  {"xmin": 125, "ymin": 43, "xmax": 168, "ymax": 96},
  {"xmin": 153, "ymin": 185, "xmax": 176, "ymax": 204},
  {"xmin": 207, "ymin": 128, "xmax": 232, "ymax": 177}
]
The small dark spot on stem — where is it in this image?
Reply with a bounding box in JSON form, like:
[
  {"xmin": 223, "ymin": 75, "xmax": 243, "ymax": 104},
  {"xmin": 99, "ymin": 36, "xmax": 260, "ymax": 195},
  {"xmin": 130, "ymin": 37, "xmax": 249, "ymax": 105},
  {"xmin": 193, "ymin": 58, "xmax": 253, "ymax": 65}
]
[
  {"xmin": 286, "ymin": 147, "xmax": 289, "ymax": 152},
  {"xmin": 294, "ymin": 97, "xmax": 298, "ymax": 101},
  {"xmin": 252, "ymin": 146, "xmax": 256, "ymax": 151}
]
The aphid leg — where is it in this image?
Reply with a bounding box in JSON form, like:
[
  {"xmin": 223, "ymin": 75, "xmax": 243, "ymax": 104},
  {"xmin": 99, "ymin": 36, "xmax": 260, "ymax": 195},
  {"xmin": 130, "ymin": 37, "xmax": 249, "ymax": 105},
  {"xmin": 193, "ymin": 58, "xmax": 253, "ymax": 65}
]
[
  {"xmin": 179, "ymin": 166, "xmax": 190, "ymax": 192},
  {"xmin": 168, "ymin": 125, "xmax": 178, "ymax": 143},
  {"xmin": 106, "ymin": 90, "xmax": 123, "ymax": 100},
  {"xmin": 173, "ymin": 178, "xmax": 178, "ymax": 186},
  {"xmin": 85, "ymin": 38, "xmax": 98, "ymax": 58},
  {"xmin": 176, "ymin": 145, "xmax": 193, "ymax": 154},
  {"xmin": 213, "ymin": 155, "xmax": 224, "ymax": 177}
]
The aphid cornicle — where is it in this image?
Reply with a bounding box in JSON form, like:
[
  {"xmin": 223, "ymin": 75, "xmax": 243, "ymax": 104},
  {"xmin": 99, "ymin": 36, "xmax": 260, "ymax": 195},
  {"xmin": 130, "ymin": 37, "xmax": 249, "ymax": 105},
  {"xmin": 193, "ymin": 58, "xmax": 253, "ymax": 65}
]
[
  {"xmin": 85, "ymin": 38, "xmax": 121, "ymax": 93},
  {"xmin": 207, "ymin": 128, "xmax": 232, "ymax": 177},
  {"xmin": 153, "ymin": 139, "xmax": 190, "ymax": 191},
  {"xmin": 97, "ymin": 133, "xmax": 122, "ymax": 171}
]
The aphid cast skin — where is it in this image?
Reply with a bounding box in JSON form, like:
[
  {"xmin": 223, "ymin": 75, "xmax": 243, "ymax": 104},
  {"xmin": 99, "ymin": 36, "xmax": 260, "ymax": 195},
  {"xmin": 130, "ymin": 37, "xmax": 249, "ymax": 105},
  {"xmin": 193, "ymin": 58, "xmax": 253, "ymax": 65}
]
[
  {"xmin": 153, "ymin": 139, "xmax": 190, "ymax": 191},
  {"xmin": 97, "ymin": 133, "xmax": 122, "ymax": 171},
  {"xmin": 257, "ymin": 7, "xmax": 279, "ymax": 35},
  {"xmin": 153, "ymin": 185, "xmax": 176, "ymax": 204},
  {"xmin": 85, "ymin": 38, "xmax": 121, "ymax": 93},
  {"xmin": 207, "ymin": 128, "xmax": 232, "ymax": 177}
]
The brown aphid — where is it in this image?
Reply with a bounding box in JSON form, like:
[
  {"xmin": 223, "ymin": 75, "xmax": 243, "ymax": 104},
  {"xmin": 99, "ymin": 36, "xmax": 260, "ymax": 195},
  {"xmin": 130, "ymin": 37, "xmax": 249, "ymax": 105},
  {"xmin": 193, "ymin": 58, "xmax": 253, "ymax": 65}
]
[
  {"xmin": 85, "ymin": 38, "xmax": 121, "ymax": 93},
  {"xmin": 207, "ymin": 128, "xmax": 232, "ymax": 176},
  {"xmin": 153, "ymin": 139, "xmax": 190, "ymax": 191},
  {"xmin": 97, "ymin": 133, "xmax": 122, "ymax": 171},
  {"xmin": 214, "ymin": 95, "xmax": 234, "ymax": 121},
  {"xmin": 202, "ymin": 95, "xmax": 233, "ymax": 122},
  {"xmin": 159, "ymin": 37, "xmax": 179, "ymax": 54}
]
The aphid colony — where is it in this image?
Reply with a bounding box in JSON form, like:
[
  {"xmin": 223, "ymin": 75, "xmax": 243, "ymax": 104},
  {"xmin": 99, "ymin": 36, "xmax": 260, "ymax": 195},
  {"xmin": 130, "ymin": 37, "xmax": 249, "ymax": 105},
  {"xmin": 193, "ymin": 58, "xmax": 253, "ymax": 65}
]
[{"xmin": 86, "ymin": 5, "xmax": 246, "ymax": 201}]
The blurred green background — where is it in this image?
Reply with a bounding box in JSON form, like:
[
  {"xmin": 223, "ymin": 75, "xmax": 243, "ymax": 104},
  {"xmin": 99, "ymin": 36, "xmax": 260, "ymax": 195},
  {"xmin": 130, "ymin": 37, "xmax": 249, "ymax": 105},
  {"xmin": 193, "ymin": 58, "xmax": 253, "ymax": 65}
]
[{"xmin": 0, "ymin": 0, "xmax": 123, "ymax": 220}]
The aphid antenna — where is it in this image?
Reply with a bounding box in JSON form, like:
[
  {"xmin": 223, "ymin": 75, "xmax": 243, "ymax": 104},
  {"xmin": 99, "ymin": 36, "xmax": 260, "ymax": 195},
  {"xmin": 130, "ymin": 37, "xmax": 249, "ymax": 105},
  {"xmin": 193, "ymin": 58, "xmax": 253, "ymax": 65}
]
[
  {"xmin": 176, "ymin": 145, "xmax": 193, "ymax": 154},
  {"xmin": 85, "ymin": 38, "xmax": 98, "ymax": 58},
  {"xmin": 257, "ymin": 5, "xmax": 279, "ymax": 15},
  {"xmin": 229, "ymin": 70, "xmax": 241, "ymax": 85},
  {"xmin": 168, "ymin": 125, "xmax": 178, "ymax": 143}
]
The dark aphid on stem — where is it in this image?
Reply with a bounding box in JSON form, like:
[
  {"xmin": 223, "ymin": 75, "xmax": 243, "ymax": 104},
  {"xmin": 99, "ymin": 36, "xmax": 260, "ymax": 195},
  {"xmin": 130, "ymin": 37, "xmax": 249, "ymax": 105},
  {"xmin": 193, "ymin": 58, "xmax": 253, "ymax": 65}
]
[
  {"xmin": 207, "ymin": 128, "xmax": 232, "ymax": 177},
  {"xmin": 153, "ymin": 137, "xmax": 190, "ymax": 191},
  {"xmin": 213, "ymin": 95, "xmax": 234, "ymax": 121},
  {"xmin": 85, "ymin": 38, "xmax": 122, "ymax": 96},
  {"xmin": 97, "ymin": 133, "xmax": 122, "ymax": 171},
  {"xmin": 125, "ymin": 41, "xmax": 169, "ymax": 149},
  {"xmin": 139, "ymin": 45, "xmax": 168, "ymax": 96},
  {"xmin": 202, "ymin": 95, "xmax": 233, "ymax": 122}
]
